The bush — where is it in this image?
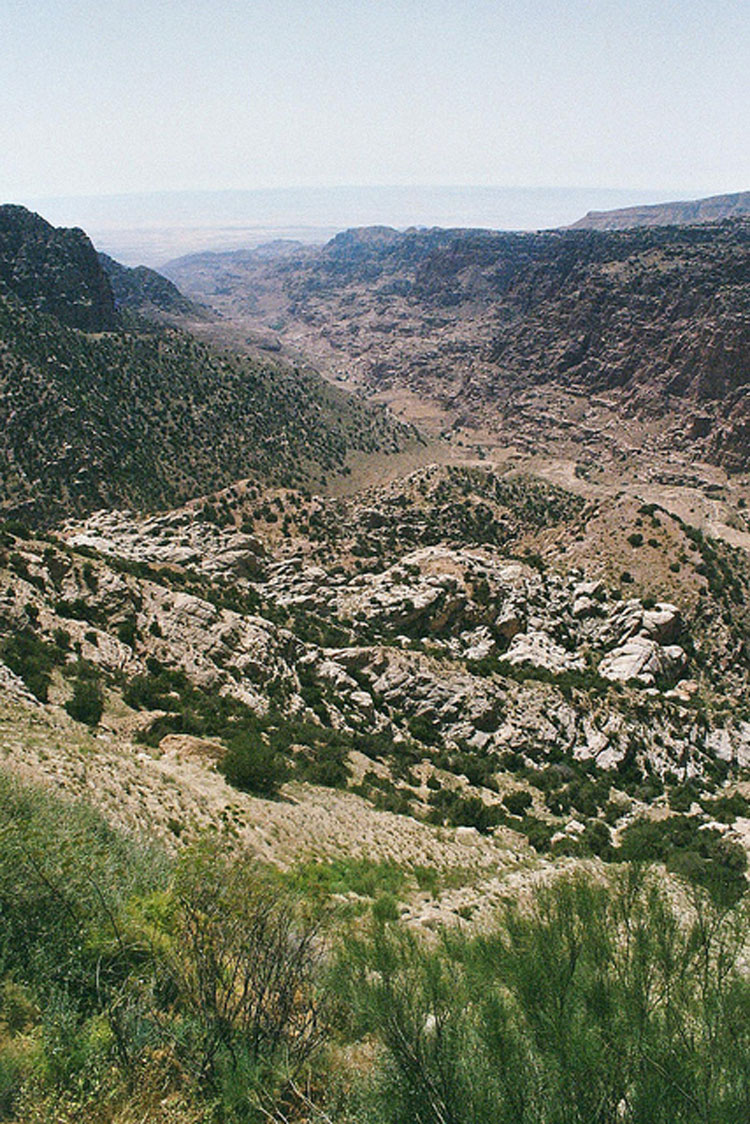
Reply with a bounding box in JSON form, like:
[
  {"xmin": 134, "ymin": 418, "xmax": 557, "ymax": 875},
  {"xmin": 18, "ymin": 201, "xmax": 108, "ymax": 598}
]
[
  {"xmin": 407, "ymin": 713, "xmax": 440, "ymax": 746},
  {"xmin": 168, "ymin": 842, "xmax": 326, "ymax": 1090},
  {"xmin": 618, "ymin": 814, "xmax": 748, "ymax": 904},
  {"xmin": 0, "ymin": 771, "xmax": 167, "ymax": 1106},
  {"xmin": 0, "ymin": 629, "xmax": 63, "ymax": 702},
  {"xmin": 334, "ymin": 869, "xmax": 750, "ymax": 1124},
  {"xmin": 0, "ymin": 773, "xmax": 326, "ymax": 1120},
  {"xmin": 116, "ymin": 617, "xmax": 138, "ymax": 649},
  {"xmin": 502, "ymin": 789, "xmax": 533, "ymax": 817},
  {"xmin": 65, "ymin": 678, "xmax": 104, "ymax": 726},
  {"xmin": 220, "ymin": 734, "xmax": 286, "ymax": 797},
  {"xmin": 520, "ymin": 815, "xmax": 554, "ymax": 853}
]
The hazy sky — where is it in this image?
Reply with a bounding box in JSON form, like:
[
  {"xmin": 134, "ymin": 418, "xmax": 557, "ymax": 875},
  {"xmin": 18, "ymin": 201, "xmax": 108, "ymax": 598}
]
[{"xmin": 3, "ymin": 0, "xmax": 749, "ymax": 200}]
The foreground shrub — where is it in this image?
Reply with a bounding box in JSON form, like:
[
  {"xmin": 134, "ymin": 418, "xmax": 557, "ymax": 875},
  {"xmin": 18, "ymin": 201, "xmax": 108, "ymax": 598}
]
[
  {"xmin": 334, "ymin": 868, "xmax": 750, "ymax": 1124},
  {"xmin": 0, "ymin": 774, "xmax": 325, "ymax": 1121},
  {"xmin": 167, "ymin": 842, "xmax": 326, "ymax": 1095}
]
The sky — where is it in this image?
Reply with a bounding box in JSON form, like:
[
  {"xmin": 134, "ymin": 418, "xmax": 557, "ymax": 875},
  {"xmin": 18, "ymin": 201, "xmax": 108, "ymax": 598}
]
[{"xmin": 2, "ymin": 0, "xmax": 749, "ymax": 203}]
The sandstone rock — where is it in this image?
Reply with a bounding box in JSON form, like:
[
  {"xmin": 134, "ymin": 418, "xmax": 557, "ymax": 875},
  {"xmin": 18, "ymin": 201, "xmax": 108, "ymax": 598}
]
[
  {"xmin": 506, "ymin": 630, "xmax": 585, "ymax": 674},
  {"xmin": 456, "ymin": 825, "xmax": 480, "ymax": 844},
  {"xmin": 159, "ymin": 734, "xmax": 224, "ymax": 764},
  {"xmin": 461, "ymin": 626, "xmax": 496, "ymax": 661},
  {"xmin": 599, "ymin": 637, "xmax": 685, "ymax": 686},
  {"xmin": 495, "ymin": 603, "xmax": 524, "ymax": 639}
]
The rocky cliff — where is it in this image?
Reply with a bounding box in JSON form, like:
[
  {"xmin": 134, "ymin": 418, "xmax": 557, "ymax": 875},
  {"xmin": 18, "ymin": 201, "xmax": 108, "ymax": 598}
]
[
  {"xmin": 0, "ymin": 204, "xmax": 116, "ymax": 331},
  {"xmin": 165, "ymin": 219, "xmax": 750, "ymax": 470}
]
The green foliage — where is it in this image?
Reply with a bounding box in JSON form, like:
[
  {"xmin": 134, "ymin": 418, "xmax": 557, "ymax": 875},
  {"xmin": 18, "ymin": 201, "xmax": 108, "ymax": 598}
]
[
  {"xmin": 502, "ymin": 789, "xmax": 533, "ymax": 816},
  {"xmin": 702, "ymin": 791, "xmax": 750, "ymax": 822},
  {"xmin": 0, "ymin": 628, "xmax": 64, "ymax": 701},
  {"xmin": 334, "ymin": 869, "xmax": 750, "ymax": 1124},
  {"xmin": 427, "ymin": 787, "xmax": 506, "ymax": 833},
  {"xmin": 220, "ymin": 733, "xmax": 287, "ymax": 797},
  {"xmin": 116, "ymin": 616, "xmax": 138, "ymax": 649},
  {"xmin": 618, "ymin": 814, "xmax": 748, "ymax": 904},
  {"xmin": 282, "ymin": 857, "xmax": 406, "ymax": 904},
  {"xmin": 0, "ymin": 771, "xmax": 168, "ymax": 1109},
  {"xmin": 64, "ymin": 677, "xmax": 104, "ymax": 726},
  {"xmin": 0, "ymin": 774, "xmax": 324, "ymax": 1121},
  {"xmin": 3, "ymin": 770, "xmax": 750, "ymax": 1123},
  {"xmin": 167, "ymin": 842, "xmax": 325, "ymax": 1092},
  {"xmin": 407, "ymin": 713, "xmax": 440, "ymax": 746}
]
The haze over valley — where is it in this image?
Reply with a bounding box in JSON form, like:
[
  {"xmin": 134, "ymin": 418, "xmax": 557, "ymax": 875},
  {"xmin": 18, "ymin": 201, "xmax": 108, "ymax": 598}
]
[{"xmin": 13, "ymin": 185, "xmax": 690, "ymax": 267}]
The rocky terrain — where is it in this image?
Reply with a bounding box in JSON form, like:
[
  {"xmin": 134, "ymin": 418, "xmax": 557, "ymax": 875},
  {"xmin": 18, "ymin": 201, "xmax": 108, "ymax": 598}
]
[
  {"xmin": 165, "ymin": 218, "xmax": 750, "ymax": 472},
  {"xmin": 570, "ymin": 189, "xmax": 750, "ymax": 230},
  {"xmin": 3, "ymin": 199, "xmax": 750, "ymax": 1122},
  {"xmin": 3, "ymin": 201, "xmax": 750, "ymax": 916},
  {"xmin": 2, "ymin": 461, "xmax": 750, "ymax": 927}
]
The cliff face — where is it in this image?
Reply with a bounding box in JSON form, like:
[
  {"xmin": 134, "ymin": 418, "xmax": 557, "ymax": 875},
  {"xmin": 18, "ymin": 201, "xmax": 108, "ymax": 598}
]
[
  {"xmin": 0, "ymin": 204, "xmax": 116, "ymax": 330},
  {"xmin": 166, "ymin": 219, "xmax": 750, "ymax": 470}
]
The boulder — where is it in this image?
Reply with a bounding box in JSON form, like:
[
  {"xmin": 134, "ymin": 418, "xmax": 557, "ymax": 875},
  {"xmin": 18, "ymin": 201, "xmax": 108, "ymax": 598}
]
[
  {"xmin": 506, "ymin": 630, "xmax": 585, "ymax": 674},
  {"xmin": 599, "ymin": 637, "xmax": 685, "ymax": 685}
]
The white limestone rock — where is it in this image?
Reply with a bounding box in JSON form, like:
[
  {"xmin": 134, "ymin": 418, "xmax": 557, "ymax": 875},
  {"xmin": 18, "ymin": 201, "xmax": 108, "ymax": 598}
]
[
  {"xmin": 505, "ymin": 630, "xmax": 585, "ymax": 674},
  {"xmin": 599, "ymin": 637, "xmax": 685, "ymax": 686}
]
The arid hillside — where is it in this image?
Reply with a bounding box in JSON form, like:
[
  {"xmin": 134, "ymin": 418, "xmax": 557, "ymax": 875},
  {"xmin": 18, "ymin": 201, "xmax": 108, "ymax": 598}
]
[{"xmin": 165, "ymin": 219, "xmax": 750, "ymax": 472}]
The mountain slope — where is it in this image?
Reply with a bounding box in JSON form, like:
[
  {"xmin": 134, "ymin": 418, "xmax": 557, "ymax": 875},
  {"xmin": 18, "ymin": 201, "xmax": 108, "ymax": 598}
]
[
  {"xmin": 0, "ymin": 203, "xmax": 116, "ymax": 330},
  {"xmin": 98, "ymin": 251, "xmax": 204, "ymax": 319},
  {"xmin": 570, "ymin": 190, "xmax": 750, "ymax": 231},
  {"xmin": 165, "ymin": 219, "xmax": 750, "ymax": 470},
  {"xmin": 0, "ymin": 207, "xmax": 409, "ymax": 524}
]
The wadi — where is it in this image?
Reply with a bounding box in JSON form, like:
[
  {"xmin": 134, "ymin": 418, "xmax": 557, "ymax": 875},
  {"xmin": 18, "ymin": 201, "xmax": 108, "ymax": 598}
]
[{"xmin": 1, "ymin": 193, "xmax": 750, "ymax": 1123}]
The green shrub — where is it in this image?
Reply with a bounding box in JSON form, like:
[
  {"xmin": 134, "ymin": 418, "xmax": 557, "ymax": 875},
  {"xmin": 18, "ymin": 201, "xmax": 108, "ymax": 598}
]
[
  {"xmin": 220, "ymin": 734, "xmax": 286, "ymax": 797},
  {"xmin": 65, "ymin": 678, "xmax": 104, "ymax": 726},
  {"xmin": 520, "ymin": 815, "xmax": 554, "ymax": 852},
  {"xmin": 0, "ymin": 629, "xmax": 63, "ymax": 702},
  {"xmin": 407, "ymin": 713, "xmax": 440, "ymax": 746},
  {"xmin": 116, "ymin": 617, "xmax": 138, "ymax": 649},
  {"xmin": 618, "ymin": 814, "xmax": 748, "ymax": 904},
  {"xmin": 334, "ymin": 869, "xmax": 750, "ymax": 1124},
  {"xmin": 502, "ymin": 789, "xmax": 533, "ymax": 817}
]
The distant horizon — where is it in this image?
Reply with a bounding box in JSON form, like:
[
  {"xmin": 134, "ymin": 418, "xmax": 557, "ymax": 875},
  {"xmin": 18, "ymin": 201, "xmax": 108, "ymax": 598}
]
[{"xmin": 6, "ymin": 183, "xmax": 713, "ymax": 267}]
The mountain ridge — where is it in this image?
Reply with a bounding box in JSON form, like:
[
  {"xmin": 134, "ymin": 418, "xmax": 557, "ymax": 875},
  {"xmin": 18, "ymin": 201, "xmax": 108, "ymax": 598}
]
[
  {"xmin": 570, "ymin": 189, "xmax": 750, "ymax": 231},
  {"xmin": 0, "ymin": 205, "xmax": 411, "ymax": 524}
]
